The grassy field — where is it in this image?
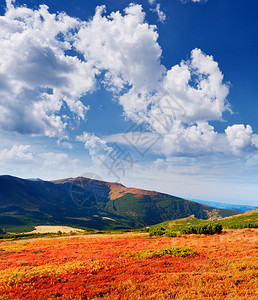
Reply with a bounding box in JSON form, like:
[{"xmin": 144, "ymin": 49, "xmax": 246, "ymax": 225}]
[{"xmin": 0, "ymin": 229, "xmax": 257, "ymax": 299}]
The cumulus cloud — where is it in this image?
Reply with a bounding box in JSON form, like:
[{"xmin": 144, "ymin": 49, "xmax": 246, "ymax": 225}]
[
  {"xmin": 76, "ymin": 132, "xmax": 111, "ymax": 162},
  {"xmin": 73, "ymin": 5, "xmax": 256, "ymax": 159},
  {"xmin": 0, "ymin": 1, "xmax": 165, "ymax": 138},
  {"xmin": 120, "ymin": 48, "xmax": 233, "ymax": 157},
  {"xmin": 0, "ymin": 1, "xmax": 96, "ymax": 137},
  {"xmin": 0, "ymin": 145, "xmax": 34, "ymax": 163},
  {"xmin": 145, "ymin": 48, "xmax": 230, "ymax": 135},
  {"xmin": 106, "ymin": 122, "xmax": 219, "ymax": 157},
  {"xmin": 97, "ymin": 46, "xmax": 230, "ymax": 153},
  {"xmin": 155, "ymin": 121, "xmax": 219, "ymax": 156},
  {"xmin": 1, "ymin": 1, "xmax": 257, "ymax": 162},
  {"xmin": 225, "ymin": 124, "xmax": 258, "ymax": 155},
  {"xmin": 0, "ymin": 1, "xmax": 223, "ymax": 140},
  {"xmin": 108, "ymin": 121, "xmax": 258, "ymax": 158},
  {"xmin": 157, "ymin": 123, "xmax": 258, "ymax": 157},
  {"xmin": 75, "ymin": 3, "xmax": 165, "ymax": 120}
]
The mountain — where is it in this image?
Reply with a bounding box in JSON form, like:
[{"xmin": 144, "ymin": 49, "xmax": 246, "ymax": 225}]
[
  {"xmin": 190, "ymin": 199, "xmax": 258, "ymax": 212},
  {"xmin": 0, "ymin": 175, "xmax": 240, "ymax": 233}
]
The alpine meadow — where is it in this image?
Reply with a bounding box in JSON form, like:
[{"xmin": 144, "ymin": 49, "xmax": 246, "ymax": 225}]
[{"xmin": 0, "ymin": 0, "xmax": 257, "ymax": 299}]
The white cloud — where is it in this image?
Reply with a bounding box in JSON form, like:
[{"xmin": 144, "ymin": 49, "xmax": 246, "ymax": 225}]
[
  {"xmin": 106, "ymin": 121, "xmax": 258, "ymax": 158},
  {"xmin": 76, "ymin": 132, "xmax": 111, "ymax": 163},
  {"xmin": 156, "ymin": 122, "xmax": 258, "ymax": 158},
  {"xmin": 0, "ymin": 1, "xmax": 97, "ymax": 137},
  {"xmin": 1, "ymin": 1, "xmax": 257, "ymax": 163},
  {"xmin": 0, "ymin": 2, "xmax": 227, "ymax": 142},
  {"xmin": 0, "ymin": 145, "xmax": 34, "ymax": 163},
  {"xmin": 148, "ymin": 1, "xmax": 166, "ymax": 23},
  {"xmin": 101, "ymin": 47, "xmax": 230, "ymax": 148},
  {"xmin": 251, "ymin": 135, "xmax": 258, "ymax": 148},
  {"xmin": 76, "ymin": 132, "xmax": 108, "ymax": 150},
  {"xmin": 75, "ymin": 3, "xmax": 165, "ymax": 119},
  {"xmin": 40, "ymin": 152, "xmax": 78, "ymax": 170},
  {"xmin": 0, "ymin": 1, "xmax": 165, "ymax": 138},
  {"xmin": 161, "ymin": 49, "xmax": 230, "ymax": 124},
  {"xmin": 225, "ymin": 124, "xmax": 258, "ymax": 155},
  {"xmin": 76, "ymin": 11, "xmax": 255, "ymax": 161},
  {"xmin": 180, "ymin": 0, "xmax": 208, "ymax": 3},
  {"xmin": 246, "ymin": 153, "xmax": 258, "ymax": 168},
  {"xmin": 59, "ymin": 141, "xmax": 73, "ymax": 150},
  {"xmin": 0, "ymin": 143, "xmax": 79, "ymax": 182},
  {"xmin": 154, "ymin": 4, "xmax": 166, "ymax": 23},
  {"xmin": 155, "ymin": 121, "xmax": 219, "ymax": 156},
  {"xmin": 117, "ymin": 48, "xmax": 232, "ymax": 157},
  {"xmin": 0, "ymin": 144, "xmax": 80, "ymax": 169}
]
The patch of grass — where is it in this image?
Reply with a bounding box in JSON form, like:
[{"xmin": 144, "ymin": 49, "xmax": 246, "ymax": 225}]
[
  {"xmin": 180, "ymin": 223, "xmax": 222, "ymax": 235},
  {"xmin": 148, "ymin": 227, "xmax": 177, "ymax": 237},
  {"xmin": 164, "ymin": 231, "xmax": 177, "ymax": 237},
  {"xmin": 135, "ymin": 249, "xmax": 159, "ymax": 259},
  {"xmin": 31, "ymin": 250, "xmax": 44, "ymax": 254},
  {"xmin": 162, "ymin": 247, "xmax": 197, "ymax": 257},
  {"xmin": 136, "ymin": 247, "xmax": 196, "ymax": 259}
]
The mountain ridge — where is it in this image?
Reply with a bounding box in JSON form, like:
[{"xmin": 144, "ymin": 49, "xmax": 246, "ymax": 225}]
[
  {"xmin": 0, "ymin": 175, "xmax": 240, "ymax": 233},
  {"xmin": 190, "ymin": 199, "xmax": 258, "ymax": 212}
]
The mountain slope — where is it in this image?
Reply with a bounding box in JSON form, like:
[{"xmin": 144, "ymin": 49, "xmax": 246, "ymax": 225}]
[
  {"xmin": 149, "ymin": 209, "xmax": 258, "ymax": 232},
  {"xmin": 54, "ymin": 177, "xmax": 240, "ymax": 224},
  {"xmin": 0, "ymin": 175, "xmax": 240, "ymax": 232},
  {"xmin": 0, "ymin": 176, "xmax": 131, "ymax": 232}
]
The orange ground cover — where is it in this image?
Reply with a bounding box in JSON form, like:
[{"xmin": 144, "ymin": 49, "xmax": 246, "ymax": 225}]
[{"xmin": 0, "ymin": 230, "xmax": 257, "ymax": 299}]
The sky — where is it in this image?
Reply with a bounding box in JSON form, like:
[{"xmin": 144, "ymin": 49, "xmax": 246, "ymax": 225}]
[{"xmin": 0, "ymin": 0, "xmax": 258, "ymax": 205}]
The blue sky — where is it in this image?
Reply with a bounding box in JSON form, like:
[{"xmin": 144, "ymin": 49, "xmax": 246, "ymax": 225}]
[{"xmin": 0, "ymin": 0, "xmax": 258, "ymax": 205}]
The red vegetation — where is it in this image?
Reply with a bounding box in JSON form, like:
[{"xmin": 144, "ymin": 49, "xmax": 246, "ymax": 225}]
[
  {"xmin": 108, "ymin": 185, "xmax": 158, "ymax": 200},
  {"xmin": 52, "ymin": 176, "xmax": 158, "ymax": 200},
  {"xmin": 0, "ymin": 230, "xmax": 257, "ymax": 299}
]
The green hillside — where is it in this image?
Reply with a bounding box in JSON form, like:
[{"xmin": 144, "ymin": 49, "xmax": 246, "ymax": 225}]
[
  {"xmin": 217, "ymin": 210, "xmax": 258, "ymax": 228},
  {"xmin": 99, "ymin": 193, "xmax": 238, "ymax": 228},
  {"xmin": 149, "ymin": 209, "xmax": 258, "ymax": 233}
]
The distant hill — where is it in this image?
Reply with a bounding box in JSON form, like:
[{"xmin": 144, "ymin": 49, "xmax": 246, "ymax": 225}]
[
  {"xmin": 216, "ymin": 209, "xmax": 258, "ymax": 228},
  {"xmin": 149, "ymin": 209, "xmax": 258, "ymax": 231},
  {"xmin": 190, "ymin": 199, "xmax": 258, "ymax": 212},
  {"xmin": 0, "ymin": 175, "xmax": 240, "ymax": 233},
  {"xmin": 26, "ymin": 178, "xmax": 43, "ymax": 181}
]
